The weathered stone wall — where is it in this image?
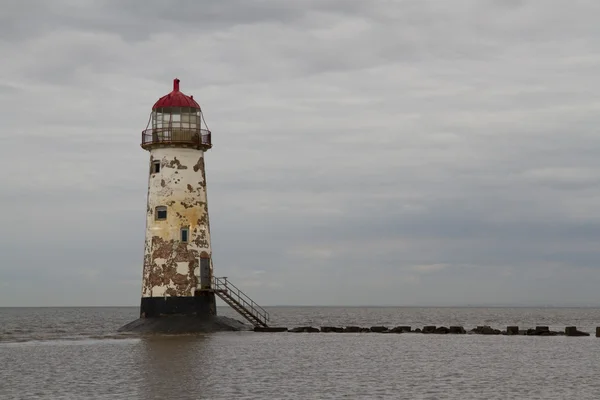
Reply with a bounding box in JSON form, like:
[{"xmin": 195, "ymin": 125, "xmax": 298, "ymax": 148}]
[{"xmin": 142, "ymin": 147, "xmax": 212, "ymax": 298}]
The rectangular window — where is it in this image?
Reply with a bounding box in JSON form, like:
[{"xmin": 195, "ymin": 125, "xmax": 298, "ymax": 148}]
[
  {"xmin": 152, "ymin": 160, "xmax": 160, "ymax": 174},
  {"xmin": 155, "ymin": 206, "xmax": 167, "ymax": 220},
  {"xmin": 181, "ymin": 227, "xmax": 189, "ymax": 243}
]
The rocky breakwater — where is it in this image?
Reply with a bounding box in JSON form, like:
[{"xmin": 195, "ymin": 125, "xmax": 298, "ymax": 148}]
[{"xmin": 254, "ymin": 325, "xmax": 595, "ymax": 336}]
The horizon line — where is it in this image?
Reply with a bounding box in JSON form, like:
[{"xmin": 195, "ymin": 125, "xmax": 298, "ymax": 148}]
[{"xmin": 2, "ymin": 304, "xmax": 600, "ymax": 308}]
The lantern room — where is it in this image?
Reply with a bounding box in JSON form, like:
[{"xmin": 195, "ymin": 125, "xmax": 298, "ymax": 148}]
[{"xmin": 141, "ymin": 78, "xmax": 212, "ymax": 150}]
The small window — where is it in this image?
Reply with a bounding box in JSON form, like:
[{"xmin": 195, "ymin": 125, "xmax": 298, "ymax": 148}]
[
  {"xmin": 152, "ymin": 160, "xmax": 160, "ymax": 174},
  {"xmin": 181, "ymin": 227, "xmax": 189, "ymax": 243},
  {"xmin": 155, "ymin": 206, "xmax": 167, "ymax": 220}
]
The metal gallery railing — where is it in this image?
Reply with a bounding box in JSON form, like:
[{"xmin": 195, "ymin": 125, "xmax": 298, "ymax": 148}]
[{"xmin": 141, "ymin": 128, "xmax": 211, "ymax": 148}]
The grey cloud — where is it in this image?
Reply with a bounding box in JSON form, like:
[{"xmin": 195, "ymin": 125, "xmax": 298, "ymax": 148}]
[
  {"xmin": 2, "ymin": 0, "xmax": 600, "ymax": 306},
  {"xmin": 1, "ymin": 0, "xmax": 367, "ymax": 42}
]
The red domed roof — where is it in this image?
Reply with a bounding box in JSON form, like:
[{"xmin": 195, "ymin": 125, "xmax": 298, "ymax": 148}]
[{"xmin": 152, "ymin": 78, "xmax": 200, "ymax": 110}]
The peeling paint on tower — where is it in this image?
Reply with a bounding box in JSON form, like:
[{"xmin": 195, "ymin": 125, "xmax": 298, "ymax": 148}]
[{"xmin": 142, "ymin": 148, "xmax": 212, "ymax": 298}]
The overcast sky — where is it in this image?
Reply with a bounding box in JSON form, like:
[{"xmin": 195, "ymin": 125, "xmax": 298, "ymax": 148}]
[{"xmin": 2, "ymin": 0, "xmax": 600, "ymax": 307}]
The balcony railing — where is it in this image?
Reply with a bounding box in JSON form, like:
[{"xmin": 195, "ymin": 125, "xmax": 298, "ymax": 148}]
[{"xmin": 141, "ymin": 128, "xmax": 212, "ymax": 149}]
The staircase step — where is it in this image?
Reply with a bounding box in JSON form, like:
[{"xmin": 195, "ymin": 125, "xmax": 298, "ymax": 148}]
[{"xmin": 213, "ymin": 283, "xmax": 268, "ymax": 328}]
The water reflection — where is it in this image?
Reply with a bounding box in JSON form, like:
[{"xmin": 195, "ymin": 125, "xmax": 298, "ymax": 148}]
[{"xmin": 137, "ymin": 334, "xmax": 215, "ymax": 400}]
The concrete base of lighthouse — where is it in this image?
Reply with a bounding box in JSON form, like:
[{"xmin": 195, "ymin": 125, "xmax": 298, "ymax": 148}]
[
  {"xmin": 118, "ymin": 292, "xmax": 251, "ymax": 333},
  {"xmin": 139, "ymin": 290, "xmax": 217, "ymax": 318},
  {"xmin": 118, "ymin": 315, "xmax": 249, "ymax": 334}
]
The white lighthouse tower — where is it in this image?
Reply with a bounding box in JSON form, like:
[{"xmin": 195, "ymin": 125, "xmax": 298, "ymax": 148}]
[
  {"xmin": 139, "ymin": 78, "xmax": 216, "ymax": 319},
  {"xmin": 119, "ymin": 79, "xmax": 269, "ymax": 333}
]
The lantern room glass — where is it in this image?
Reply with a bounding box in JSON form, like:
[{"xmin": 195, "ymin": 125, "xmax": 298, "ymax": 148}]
[{"xmin": 152, "ymin": 107, "xmax": 201, "ymax": 130}]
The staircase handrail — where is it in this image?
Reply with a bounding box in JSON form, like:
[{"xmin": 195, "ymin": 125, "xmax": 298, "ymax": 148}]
[{"xmin": 213, "ymin": 277, "xmax": 270, "ymax": 322}]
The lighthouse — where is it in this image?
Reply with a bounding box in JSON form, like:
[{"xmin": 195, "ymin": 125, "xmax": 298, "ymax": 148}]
[
  {"xmin": 119, "ymin": 79, "xmax": 268, "ymax": 333},
  {"xmin": 138, "ymin": 77, "xmax": 217, "ymax": 319}
]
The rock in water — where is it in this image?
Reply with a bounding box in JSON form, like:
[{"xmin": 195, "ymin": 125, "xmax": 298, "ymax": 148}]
[
  {"xmin": 254, "ymin": 327, "xmax": 288, "ymax": 332},
  {"xmin": 526, "ymin": 327, "xmax": 558, "ymax": 336},
  {"xmin": 290, "ymin": 326, "xmax": 320, "ymax": 333},
  {"xmin": 422, "ymin": 326, "xmax": 436, "ymax": 334},
  {"xmin": 565, "ymin": 326, "xmax": 590, "ymax": 337},
  {"xmin": 471, "ymin": 326, "xmax": 500, "ymax": 335},
  {"xmin": 449, "ymin": 326, "xmax": 466, "ymax": 334},
  {"xmin": 321, "ymin": 326, "xmax": 344, "ymax": 333},
  {"xmin": 370, "ymin": 326, "xmax": 389, "ymax": 333},
  {"xmin": 506, "ymin": 326, "xmax": 519, "ymax": 335},
  {"xmin": 390, "ymin": 326, "xmax": 411, "ymax": 333}
]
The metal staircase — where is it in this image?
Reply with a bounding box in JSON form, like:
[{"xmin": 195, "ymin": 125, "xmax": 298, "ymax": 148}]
[{"xmin": 212, "ymin": 277, "xmax": 269, "ymax": 327}]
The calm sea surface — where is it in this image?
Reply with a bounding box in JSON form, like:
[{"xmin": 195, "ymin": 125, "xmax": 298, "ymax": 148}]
[{"xmin": 2, "ymin": 306, "xmax": 600, "ymax": 399}]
